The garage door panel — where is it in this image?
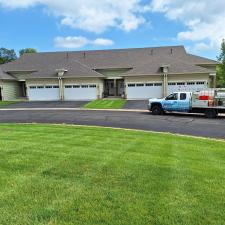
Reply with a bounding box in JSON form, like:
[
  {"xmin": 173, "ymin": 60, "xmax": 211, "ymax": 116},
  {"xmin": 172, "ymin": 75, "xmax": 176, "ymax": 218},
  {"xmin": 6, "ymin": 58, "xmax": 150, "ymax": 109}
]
[
  {"xmin": 167, "ymin": 81, "xmax": 207, "ymax": 95},
  {"xmin": 64, "ymin": 84, "xmax": 97, "ymax": 100},
  {"xmin": 28, "ymin": 85, "xmax": 60, "ymax": 101},
  {"xmin": 127, "ymin": 83, "xmax": 163, "ymax": 99}
]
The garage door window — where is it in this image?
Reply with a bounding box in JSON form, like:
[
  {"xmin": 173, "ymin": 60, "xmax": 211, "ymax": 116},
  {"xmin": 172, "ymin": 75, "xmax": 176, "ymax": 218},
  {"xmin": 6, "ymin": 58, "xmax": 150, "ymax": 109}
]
[
  {"xmin": 136, "ymin": 83, "xmax": 144, "ymax": 87},
  {"xmin": 53, "ymin": 85, "xmax": 59, "ymax": 88},
  {"xmin": 146, "ymin": 83, "xmax": 153, "ymax": 86},
  {"xmin": 154, "ymin": 83, "xmax": 162, "ymax": 86},
  {"xmin": 89, "ymin": 84, "xmax": 97, "ymax": 88},
  {"xmin": 73, "ymin": 85, "xmax": 80, "ymax": 88},
  {"xmin": 65, "ymin": 85, "xmax": 72, "ymax": 88},
  {"xmin": 37, "ymin": 86, "xmax": 44, "ymax": 89},
  {"xmin": 168, "ymin": 82, "xmax": 176, "ymax": 86},
  {"xmin": 128, "ymin": 84, "xmax": 135, "ymax": 87},
  {"xmin": 177, "ymin": 82, "xmax": 185, "ymax": 86},
  {"xmin": 196, "ymin": 81, "xmax": 205, "ymax": 85},
  {"xmin": 187, "ymin": 82, "xmax": 195, "ymax": 85},
  {"xmin": 81, "ymin": 85, "xmax": 88, "ymax": 88},
  {"xmin": 45, "ymin": 86, "xmax": 53, "ymax": 89},
  {"xmin": 29, "ymin": 86, "xmax": 36, "ymax": 89}
]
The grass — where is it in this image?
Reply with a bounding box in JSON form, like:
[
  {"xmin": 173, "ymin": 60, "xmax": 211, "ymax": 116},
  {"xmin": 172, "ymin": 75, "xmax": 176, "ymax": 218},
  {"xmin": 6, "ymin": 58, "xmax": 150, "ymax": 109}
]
[
  {"xmin": 0, "ymin": 124, "xmax": 225, "ymax": 225},
  {"xmin": 0, "ymin": 101, "xmax": 18, "ymax": 107},
  {"xmin": 84, "ymin": 99, "xmax": 127, "ymax": 109}
]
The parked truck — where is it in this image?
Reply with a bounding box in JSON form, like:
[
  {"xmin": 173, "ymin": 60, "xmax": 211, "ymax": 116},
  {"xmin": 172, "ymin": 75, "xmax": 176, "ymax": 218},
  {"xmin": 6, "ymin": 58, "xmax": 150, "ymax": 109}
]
[{"xmin": 148, "ymin": 89, "xmax": 225, "ymax": 118}]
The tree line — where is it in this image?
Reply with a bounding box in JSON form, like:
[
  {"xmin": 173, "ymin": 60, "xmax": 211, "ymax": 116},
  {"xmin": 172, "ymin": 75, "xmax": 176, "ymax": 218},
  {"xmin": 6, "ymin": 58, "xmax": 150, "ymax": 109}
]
[
  {"xmin": 0, "ymin": 43, "xmax": 225, "ymax": 87},
  {"xmin": 0, "ymin": 48, "xmax": 37, "ymax": 64}
]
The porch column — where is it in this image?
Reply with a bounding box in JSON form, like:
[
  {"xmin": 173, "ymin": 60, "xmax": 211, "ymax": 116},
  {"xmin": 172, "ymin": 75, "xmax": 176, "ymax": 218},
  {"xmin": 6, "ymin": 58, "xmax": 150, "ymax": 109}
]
[
  {"xmin": 114, "ymin": 79, "xmax": 117, "ymax": 96},
  {"xmin": 163, "ymin": 73, "xmax": 168, "ymax": 97}
]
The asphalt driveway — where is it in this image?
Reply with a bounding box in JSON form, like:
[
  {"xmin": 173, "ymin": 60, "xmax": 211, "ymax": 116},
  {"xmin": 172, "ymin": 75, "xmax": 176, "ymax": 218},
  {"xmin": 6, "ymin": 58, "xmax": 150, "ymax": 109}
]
[
  {"xmin": 6, "ymin": 101, "xmax": 89, "ymax": 108},
  {"xmin": 0, "ymin": 109, "xmax": 224, "ymax": 139}
]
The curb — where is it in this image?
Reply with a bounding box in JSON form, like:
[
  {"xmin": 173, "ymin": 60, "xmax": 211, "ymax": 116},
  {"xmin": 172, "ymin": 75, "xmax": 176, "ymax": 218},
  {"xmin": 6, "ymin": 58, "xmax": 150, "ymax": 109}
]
[{"xmin": 0, "ymin": 107, "xmax": 149, "ymax": 113}]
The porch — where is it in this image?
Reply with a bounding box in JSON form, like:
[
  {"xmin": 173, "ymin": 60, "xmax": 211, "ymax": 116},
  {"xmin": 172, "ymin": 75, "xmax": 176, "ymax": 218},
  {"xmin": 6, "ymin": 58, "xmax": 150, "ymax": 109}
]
[{"xmin": 103, "ymin": 79, "xmax": 125, "ymax": 98}]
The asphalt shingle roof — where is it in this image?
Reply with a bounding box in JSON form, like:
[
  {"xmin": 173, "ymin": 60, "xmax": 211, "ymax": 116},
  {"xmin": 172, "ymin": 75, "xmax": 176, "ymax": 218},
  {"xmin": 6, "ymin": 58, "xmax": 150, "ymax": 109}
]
[
  {"xmin": 0, "ymin": 66, "xmax": 16, "ymax": 80},
  {"xmin": 1, "ymin": 46, "xmax": 218, "ymax": 79}
]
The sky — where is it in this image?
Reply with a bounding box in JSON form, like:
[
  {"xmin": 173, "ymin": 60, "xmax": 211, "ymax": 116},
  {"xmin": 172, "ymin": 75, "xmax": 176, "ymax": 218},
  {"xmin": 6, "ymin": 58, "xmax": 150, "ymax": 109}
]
[{"xmin": 0, "ymin": 0, "xmax": 224, "ymax": 60}]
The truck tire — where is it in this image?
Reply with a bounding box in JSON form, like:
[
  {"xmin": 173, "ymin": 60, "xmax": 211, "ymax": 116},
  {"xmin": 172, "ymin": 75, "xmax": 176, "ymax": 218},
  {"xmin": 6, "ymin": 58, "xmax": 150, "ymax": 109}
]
[
  {"xmin": 152, "ymin": 105, "xmax": 163, "ymax": 115},
  {"xmin": 205, "ymin": 109, "xmax": 217, "ymax": 118}
]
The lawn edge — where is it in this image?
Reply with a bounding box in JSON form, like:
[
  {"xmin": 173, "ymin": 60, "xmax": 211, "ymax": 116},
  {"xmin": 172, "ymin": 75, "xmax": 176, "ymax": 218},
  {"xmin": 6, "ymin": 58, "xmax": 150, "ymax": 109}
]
[{"xmin": 1, "ymin": 122, "xmax": 224, "ymax": 143}]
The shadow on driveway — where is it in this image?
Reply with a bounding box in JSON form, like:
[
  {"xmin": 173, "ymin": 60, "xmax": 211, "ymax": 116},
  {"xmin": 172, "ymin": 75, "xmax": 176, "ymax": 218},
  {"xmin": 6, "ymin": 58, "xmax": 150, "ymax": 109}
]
[{"xmin": 6, "ymin": 101, "xmax": 90, "ymax": 108}]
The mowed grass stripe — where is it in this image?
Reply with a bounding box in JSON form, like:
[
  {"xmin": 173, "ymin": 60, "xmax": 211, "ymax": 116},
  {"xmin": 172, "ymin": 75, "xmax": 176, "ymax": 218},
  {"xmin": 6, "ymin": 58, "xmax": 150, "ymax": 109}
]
[
  {"xmin": 0, "ymin": 124, "xmax": 224, "ymax": 225},
  {"xmin": 84, "ymin": 99, "xmax": 127, "ymax": 109}
]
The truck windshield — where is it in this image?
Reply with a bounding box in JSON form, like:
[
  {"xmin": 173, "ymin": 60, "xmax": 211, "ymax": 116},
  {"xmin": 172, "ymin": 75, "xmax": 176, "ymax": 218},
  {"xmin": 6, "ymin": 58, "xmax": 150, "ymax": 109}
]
[{"xmin": 166, "ymin": 93, "xmax": 178, "ymax": 100}]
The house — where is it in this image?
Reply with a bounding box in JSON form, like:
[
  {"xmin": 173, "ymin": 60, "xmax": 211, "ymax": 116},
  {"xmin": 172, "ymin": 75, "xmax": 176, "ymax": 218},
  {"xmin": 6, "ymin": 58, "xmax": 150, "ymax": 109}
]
[{"xmin": 0, "ymin": 46, "xmax": 218, "ymax": 101}]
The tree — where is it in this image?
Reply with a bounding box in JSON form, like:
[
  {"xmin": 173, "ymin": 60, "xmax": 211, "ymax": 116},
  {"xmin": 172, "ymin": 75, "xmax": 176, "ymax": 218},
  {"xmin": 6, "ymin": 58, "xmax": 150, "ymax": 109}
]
[
  {"xmin": 19, "ymin": 48, "xmax": 37, "ymax": 56},
  {"xmin": 0, "ymin": 48, "xmax": 17, "ymax": 64},
  {"xmin": 217, "ymin": 39, "xmax": 225, "ymax": 87}
]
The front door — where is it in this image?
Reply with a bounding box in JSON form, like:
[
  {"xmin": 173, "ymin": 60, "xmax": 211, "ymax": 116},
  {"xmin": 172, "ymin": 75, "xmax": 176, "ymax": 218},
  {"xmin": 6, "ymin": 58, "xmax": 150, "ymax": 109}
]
[{"xmin": 105, "ymin": 80, "xmax": 115, "ymax": 96}]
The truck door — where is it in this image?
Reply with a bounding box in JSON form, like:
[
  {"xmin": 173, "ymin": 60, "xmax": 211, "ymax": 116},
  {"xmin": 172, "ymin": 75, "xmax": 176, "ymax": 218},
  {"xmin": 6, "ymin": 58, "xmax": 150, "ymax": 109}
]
[
  {"xmin": 162, "ymin": 93, "xmax": 179, "ymax": 111},
  {"xmin": 177, "ymin": 93, "xmax": 190, "ymax": 112}
]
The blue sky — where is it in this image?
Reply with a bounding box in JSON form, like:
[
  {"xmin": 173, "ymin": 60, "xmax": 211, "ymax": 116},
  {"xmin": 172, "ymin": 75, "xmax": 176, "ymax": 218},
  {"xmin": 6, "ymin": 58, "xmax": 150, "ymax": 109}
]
[{"xmin": 0, "ymin": 0, "xmax": 224, "ymax": 60}]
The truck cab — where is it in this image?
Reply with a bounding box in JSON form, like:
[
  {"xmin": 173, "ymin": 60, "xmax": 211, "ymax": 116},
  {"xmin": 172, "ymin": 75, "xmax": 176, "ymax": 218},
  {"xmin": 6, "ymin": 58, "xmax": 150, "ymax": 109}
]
[{"xmin": 148, "ymin": 92, "xmax": 192, "ymax": 115}]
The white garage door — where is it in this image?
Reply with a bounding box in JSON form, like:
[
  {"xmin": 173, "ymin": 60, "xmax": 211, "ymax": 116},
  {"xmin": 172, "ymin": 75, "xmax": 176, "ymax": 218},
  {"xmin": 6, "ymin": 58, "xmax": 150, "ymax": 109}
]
[
  {"xmin": 64, "ymin": 84, "xmax": 97, "ymax": 100},
  {"xmin": 167, "ymin": 81, "xmax": 207, "ymax": 95},
  {"xmin": 28, "ymin": 85, "xmax": 60, "ymax": 101},
  {"xmin": 127, "ymin": 83, "xmax": 163, "ymax": 99}
]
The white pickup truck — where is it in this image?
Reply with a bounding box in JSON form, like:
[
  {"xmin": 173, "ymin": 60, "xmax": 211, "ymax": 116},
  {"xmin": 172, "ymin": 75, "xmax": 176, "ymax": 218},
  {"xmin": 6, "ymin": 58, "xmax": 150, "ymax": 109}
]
[{"xmin": 148, "ymin": 89, "xmax": 225, "ymax": 118}]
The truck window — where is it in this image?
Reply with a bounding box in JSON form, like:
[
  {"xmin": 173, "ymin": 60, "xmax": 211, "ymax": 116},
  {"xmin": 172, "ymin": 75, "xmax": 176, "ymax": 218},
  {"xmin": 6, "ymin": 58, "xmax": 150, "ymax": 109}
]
[
  {"xmin": 180, "ymin": 93, "xmax": 187, "ymax": 100},
  {"xmin": 166, "ymin": 93, "xmax": 178, "ymax": 100}
]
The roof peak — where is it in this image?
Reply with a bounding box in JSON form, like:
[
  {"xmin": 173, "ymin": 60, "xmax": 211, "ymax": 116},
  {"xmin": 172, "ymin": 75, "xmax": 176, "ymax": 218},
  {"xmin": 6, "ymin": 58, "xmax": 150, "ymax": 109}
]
[{"xmin": 28, "ymin": 45, "xmax": 185, "ymax": 55}]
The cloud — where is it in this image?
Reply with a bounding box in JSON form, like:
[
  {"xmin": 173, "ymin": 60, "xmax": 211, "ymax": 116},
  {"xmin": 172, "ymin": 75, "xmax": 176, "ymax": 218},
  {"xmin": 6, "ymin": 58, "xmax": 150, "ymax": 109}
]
[
  {"xmin": 54, "ymin": 36, "xmax": 114, "ymax": 49},
  {"xmin": 0, "ymin": 0, "xmax": 145, "ymax": 33},
  {"xmin": 150, "ymin": 0, "xmax": 225, "ymax": 52}
]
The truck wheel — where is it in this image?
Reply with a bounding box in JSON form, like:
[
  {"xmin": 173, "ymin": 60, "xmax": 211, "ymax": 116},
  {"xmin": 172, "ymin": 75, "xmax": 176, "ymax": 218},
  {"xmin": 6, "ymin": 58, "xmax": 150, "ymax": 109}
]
[
  {"xmin": 152, "ymin": 106, "xmax": 162, "ymax": 115},
  {"xmin": 205, "ymin": 109, "xmax": 217, "ymax": 118}
]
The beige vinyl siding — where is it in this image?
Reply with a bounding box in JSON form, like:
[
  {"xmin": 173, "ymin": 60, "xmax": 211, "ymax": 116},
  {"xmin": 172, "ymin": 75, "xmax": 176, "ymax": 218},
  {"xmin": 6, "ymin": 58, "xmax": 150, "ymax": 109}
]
[{"xmin": 1, "ymin": 81, "xmax": 21, "ymax": 101}]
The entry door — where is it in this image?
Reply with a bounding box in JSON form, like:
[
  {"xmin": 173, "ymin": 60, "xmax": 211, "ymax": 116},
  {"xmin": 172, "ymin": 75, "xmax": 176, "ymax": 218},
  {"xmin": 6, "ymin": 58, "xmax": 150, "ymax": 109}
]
[{"xmin": 106, "ymin": 80, "xmax": 115, "ymax": 96}]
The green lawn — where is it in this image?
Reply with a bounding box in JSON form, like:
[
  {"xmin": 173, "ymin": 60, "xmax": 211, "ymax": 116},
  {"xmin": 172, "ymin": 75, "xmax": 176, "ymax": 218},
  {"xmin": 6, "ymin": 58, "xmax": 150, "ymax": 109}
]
[
  {"xmin": 0, "ymin": 101, "xmax": 18, "ymax": 107},
  {"xmin": 84, "ymin": 99, "xmax": 127, "ymax": 109},
  {"xmin": 0, "ymin": 124, "xmax": 225, "ymax": 225}
]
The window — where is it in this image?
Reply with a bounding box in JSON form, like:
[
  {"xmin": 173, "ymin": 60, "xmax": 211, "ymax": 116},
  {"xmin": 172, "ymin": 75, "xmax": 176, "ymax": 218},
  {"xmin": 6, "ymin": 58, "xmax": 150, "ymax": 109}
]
[
  {"xmin": 37, "ymin": 86, "xmax": 44, "ymax": 89},
  {"xmin": 136, "ymin": 83, "xmax": 144, "ymax": 87},
  {"xmin": 187, "ymin": 82, "xmax": 195, "ymax": 85},
  {"xmin": 180, "ymin": 93, "xmax": 187, "ymax": 100},
  {"xmin": 166, "ymin": 93, "xmax": 178, "ymax": 100},
  {"xmin": 177, "ymin": 82, "xmax": 185, "ymax": 86},
  {"xmin": 196, "ymin": 81, "xmax": 205, "ymax": 85},
  {"xmin": 154, "ymin": 83, "xmax": 162, "ymax": 86},
  {"xmin": 45, "ymin": 86, "xmax": 53, "ymax": 89},
  {"xmin": 145, "ymin": 83, "xmax": 153, "ymax": 86},
  {"xmin": 65, "ymin": 85, "xmax": 72, "ymax": 88},
  {"xmin": 89, "ymin": 84, "xmax": 97, "ymax": 88},
  {"xmin": 81, "ymin": 85, "xmax": 88, "ymax": 88},
  {"xmin": 53, "ymin": 85, "xmax": 59, "ymax": 88},
  {"xmin": 73, "ymin": 85, "xmax": 80, "ymax": 88},
  {"xmin": 128, "ymin": 84, "xmax": 135, "ymax": 87},
  {"xmin": 168, "ymin": 82, "xmax": 176, "ymax": 86},
  {"xmin": 29, "ymin": 86, "xmax": 36, "ymax": 89}
]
